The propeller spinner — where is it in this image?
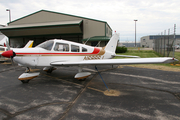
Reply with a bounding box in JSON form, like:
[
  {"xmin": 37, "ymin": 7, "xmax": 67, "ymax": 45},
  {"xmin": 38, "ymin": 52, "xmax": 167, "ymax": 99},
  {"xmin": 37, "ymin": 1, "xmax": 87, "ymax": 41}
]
[{"xmin": 2, "ymin": 50, "xmax": 16, "ymax": 58}]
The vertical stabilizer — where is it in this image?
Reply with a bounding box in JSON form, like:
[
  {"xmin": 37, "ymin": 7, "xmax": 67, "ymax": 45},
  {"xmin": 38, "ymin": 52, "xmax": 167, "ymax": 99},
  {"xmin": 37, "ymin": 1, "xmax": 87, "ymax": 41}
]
[{"xmin": 105, "ymin": 33, "xmax": 119, "ymax": 53}]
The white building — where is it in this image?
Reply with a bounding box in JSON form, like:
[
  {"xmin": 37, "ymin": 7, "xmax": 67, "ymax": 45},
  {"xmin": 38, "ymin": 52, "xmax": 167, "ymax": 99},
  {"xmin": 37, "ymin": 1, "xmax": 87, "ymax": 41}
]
[
  {"xmin": 141, "ymin": 35, "xmax": 180, "ymax": 48},
  {"xmin": 140, "ymin": 36, "xmax": 153, "ymax": 48}
]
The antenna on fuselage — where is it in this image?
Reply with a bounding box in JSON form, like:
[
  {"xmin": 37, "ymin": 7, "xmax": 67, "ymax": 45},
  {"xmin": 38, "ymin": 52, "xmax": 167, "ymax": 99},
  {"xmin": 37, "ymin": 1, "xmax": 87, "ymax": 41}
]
[
  {"xmin": 84, "ymin": 37, "xmax": 91, "ymax": 45},
  {"xmin": 95, "ymin": 41, "xmax": 101, "ymax": 47}
]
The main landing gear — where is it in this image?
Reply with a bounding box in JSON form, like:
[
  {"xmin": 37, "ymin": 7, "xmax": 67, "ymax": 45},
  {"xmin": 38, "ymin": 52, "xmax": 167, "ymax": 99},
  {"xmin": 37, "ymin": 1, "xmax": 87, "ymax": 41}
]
[
  {"xmin": 18, "ymin": 67, "xmax": 40, "ymax": 84},
  {"xmin": 21, "ymin": 67, "xmax": 30, "ymax": 83},
  {"xmin": 43, "ymin": 67, "xmax": 57, "ymax": 73},
  {"xmin": 74, "ymin": 66, "xmax": 91, "ymax": 81}
]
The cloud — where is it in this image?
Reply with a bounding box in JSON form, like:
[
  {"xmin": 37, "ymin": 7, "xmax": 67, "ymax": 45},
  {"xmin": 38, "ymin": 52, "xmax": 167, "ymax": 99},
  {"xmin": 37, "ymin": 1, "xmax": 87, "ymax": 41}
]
[{"xmin": 0, "ymin": 0, "xmax": 180, "ymax": 41}]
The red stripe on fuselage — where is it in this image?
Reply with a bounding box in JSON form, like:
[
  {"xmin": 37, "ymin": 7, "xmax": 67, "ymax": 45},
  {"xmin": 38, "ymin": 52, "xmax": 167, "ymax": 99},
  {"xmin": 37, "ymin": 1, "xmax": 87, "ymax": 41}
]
[{"xmin": 16, "ymin": 47, "xmax": 101, "ymax": 55}]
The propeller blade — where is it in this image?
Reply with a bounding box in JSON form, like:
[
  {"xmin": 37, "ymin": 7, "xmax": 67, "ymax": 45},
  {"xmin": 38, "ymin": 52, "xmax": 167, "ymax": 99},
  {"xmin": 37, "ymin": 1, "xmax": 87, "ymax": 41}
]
[
  {"xmin": 10, "ymin": 56, "xmax": 15, "ymax": 69},
  {"xmin": 2, "ymin": 50, "xmax": 16, "ymax": 69},
  {"xmin": 5, "ymin": 39, "xmax": 10, "ymax": 50}
]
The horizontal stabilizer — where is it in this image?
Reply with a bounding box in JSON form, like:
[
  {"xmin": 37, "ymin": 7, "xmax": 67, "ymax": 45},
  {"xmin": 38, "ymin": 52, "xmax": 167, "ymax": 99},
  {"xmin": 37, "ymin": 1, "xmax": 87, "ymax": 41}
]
[
  {"xmin": 112, "ymin": 54, "xmax": 140, "ymax": 58},
  {"xmin": 51, "ymin": 57, "xmax": 178, "ymax": 66}
]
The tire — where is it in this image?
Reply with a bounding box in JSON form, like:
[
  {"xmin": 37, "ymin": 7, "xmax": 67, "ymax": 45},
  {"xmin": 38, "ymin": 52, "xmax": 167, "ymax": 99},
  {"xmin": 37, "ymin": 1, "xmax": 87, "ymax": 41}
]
[{"xmin": 21, "ymin": 80, "xmax": 30, "ymax": 83}]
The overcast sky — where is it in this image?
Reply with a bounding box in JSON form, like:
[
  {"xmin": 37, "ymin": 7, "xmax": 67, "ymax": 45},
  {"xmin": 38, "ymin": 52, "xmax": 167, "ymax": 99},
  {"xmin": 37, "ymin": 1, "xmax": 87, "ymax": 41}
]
[{"xmin": 0, "ymin": 0, "xmax": 180, "ymax": 42}]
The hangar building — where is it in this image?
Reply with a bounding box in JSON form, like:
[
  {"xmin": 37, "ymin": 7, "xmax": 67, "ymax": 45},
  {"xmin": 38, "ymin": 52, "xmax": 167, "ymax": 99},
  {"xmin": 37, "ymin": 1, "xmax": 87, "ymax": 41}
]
[{"xmin": 0, "ymin": 10, "xmax": 112, "ymax": 47}]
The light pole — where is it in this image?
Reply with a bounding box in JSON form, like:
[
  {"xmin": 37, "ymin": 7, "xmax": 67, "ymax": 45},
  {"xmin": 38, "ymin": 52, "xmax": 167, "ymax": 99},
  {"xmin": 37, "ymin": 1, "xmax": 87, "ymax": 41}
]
[
  {"xmin": 134, "ymin": 19, "xmax": 138, "ymax": 47},
  {"xmin": 6, "ymin": 9, "xmax": 11, "ymax": 22}
]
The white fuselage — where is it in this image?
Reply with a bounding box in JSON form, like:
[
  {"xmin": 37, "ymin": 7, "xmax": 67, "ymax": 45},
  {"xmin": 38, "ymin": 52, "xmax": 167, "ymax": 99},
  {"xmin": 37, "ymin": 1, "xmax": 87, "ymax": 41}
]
[{"xmin": 13, "ymin": 39, "xmax": 113, "ymax": 67}]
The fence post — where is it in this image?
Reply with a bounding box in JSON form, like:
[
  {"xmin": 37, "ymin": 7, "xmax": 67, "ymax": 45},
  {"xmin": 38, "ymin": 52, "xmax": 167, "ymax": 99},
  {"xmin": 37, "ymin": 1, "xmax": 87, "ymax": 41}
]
[
  {"xmin": 173, "ymin": 24, "xmax": 176, "ymax": 58},
  {"xmin": 164, "ymin": 30, "xmax": 166, "ymax": 56},
  {"xmin": 161, "ymin": 32, "xmax": 163, "ymax": 55},
  {"xmin": 167, "ymin": 29, "xmax": 170, "ymax": 57}
]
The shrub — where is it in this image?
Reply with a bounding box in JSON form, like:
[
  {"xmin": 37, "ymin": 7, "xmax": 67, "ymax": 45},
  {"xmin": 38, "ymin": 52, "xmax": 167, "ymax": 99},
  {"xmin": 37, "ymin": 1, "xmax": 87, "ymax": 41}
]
[{"xmin": 116, "ymin": 46, "xmax": 127, "ymax": 53}]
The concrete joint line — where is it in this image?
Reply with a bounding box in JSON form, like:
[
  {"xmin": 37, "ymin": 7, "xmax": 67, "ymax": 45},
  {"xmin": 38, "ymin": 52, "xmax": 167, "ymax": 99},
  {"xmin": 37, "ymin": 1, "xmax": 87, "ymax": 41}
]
[{"xmin": 108, "ymin": 72, "xmax": 180, "ymax": 85}]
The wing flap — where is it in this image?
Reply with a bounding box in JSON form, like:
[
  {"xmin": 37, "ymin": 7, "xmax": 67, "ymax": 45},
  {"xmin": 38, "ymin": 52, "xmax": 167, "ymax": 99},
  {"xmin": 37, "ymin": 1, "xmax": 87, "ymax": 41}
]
[
  {"xmin": 112, "ymin": 54, "xmax": 140, "ymax": 58},
  {"xmin": 50, "ymin": 57, "xmax": 177, "ymax": 66}
]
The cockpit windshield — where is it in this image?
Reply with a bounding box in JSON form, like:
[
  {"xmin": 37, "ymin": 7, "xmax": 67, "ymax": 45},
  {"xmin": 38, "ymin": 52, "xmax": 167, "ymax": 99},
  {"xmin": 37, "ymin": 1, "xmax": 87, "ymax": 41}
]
[{"xmin": 36, "ymin": 41, "xmax": 54, "ymax": 50}]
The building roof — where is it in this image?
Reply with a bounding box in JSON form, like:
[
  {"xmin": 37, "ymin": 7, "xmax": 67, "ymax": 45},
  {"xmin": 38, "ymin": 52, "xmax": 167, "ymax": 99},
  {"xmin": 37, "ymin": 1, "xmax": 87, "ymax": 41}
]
[
  {"xmin": 0, "ymin": 25, "xmax": 6, "ymax": 27},
  {"xmin": 82, "ymin": 36, "xmax": 110, "ymax": 41},
  {"xmin": 0, "ymin": 20, "xmax": 82, "ymax": 30},
  {"xmin": 8, "ymin": 10, "xmax": 107, "ymax": 25},
  {"xmin": 6, "ymin": 10, "xmax": 112, "ymax": 33},
  {"xmin": 149, "ymin": 35, "xmax": 180, "ymax": 39},
  {"xmin": 0, "ymin": 20, "xmax": 83, "ymax": 37}
]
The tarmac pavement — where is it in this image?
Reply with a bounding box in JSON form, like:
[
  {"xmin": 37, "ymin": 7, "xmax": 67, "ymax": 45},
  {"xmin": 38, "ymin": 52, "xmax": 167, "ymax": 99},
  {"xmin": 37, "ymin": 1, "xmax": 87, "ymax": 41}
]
[{"xmin": 0, "ymin": 62, "xmax": 180, "ymax": 120}]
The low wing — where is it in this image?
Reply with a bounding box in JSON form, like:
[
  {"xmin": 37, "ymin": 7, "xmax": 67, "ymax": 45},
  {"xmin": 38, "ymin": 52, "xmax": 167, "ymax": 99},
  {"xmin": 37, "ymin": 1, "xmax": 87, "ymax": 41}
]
[{"xmin": 51, "ymin": 57, "xmax": 177, "ymax": 66}]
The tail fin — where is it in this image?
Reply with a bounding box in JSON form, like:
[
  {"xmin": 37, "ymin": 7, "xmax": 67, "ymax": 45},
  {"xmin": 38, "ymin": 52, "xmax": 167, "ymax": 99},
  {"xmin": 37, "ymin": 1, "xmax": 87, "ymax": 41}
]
[
  {"xmin": 24, "ymin": 40, "xmax": 34, "ymax": 48},
  {"xmin": 104, "ymin": 33, "xmax": 119, "ymax": 53}
]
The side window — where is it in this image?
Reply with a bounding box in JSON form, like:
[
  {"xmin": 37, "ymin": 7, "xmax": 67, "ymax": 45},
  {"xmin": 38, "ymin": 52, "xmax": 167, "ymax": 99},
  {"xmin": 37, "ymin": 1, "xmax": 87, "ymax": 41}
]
[
  {"xmin": 37, "ymin": 41, "xmax": 54, "ymax": 51},
  {"xmin": 71, "ymin": 45, "xmax": 79, "ymax": 52},
  {"xmin": 54, "ymin": 43, "xmax": 69, "ymax": 52},
  {"xmin": 82, "ymin": 47, "xmax": 87, "ymax": 52}
]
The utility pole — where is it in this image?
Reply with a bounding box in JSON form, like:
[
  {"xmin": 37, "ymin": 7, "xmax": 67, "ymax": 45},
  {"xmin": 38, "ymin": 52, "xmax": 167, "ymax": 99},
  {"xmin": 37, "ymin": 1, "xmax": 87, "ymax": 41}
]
[{"xmin": 134, "ymin": 20, "xmax": 138, "ymax": 47}]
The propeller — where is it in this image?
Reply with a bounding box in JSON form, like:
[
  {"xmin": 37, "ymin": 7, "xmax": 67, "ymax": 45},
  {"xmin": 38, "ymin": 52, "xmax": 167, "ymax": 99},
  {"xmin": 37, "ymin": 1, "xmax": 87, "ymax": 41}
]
[
  {"xmin": 1, "ymin": 50, "xmax": 16, "ymax": 58},
  {"xmin": 2, "ymin": 50, "xmax": 16, "ymax": 68},
  {"xmin": 3, "ymin": 39, "xmax": 16, "ymax": 67}
]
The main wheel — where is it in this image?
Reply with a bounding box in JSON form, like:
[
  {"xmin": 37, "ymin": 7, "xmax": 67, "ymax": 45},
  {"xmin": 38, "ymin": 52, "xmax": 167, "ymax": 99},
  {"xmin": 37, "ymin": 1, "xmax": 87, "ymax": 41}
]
[
  {"xmin": 21, "ymin": 80, "xmax": 30, "ymax": 83},
  {"xmin": 78, "ymin": 78, "xmax": 86, "ymax": 81},
  {"xmin": 46, "ymin": 69, "xmax": 53, "ymax": 73},
  {"xmin": 46, "ymin": 67, "xmax": 56, "ymax": 73}
]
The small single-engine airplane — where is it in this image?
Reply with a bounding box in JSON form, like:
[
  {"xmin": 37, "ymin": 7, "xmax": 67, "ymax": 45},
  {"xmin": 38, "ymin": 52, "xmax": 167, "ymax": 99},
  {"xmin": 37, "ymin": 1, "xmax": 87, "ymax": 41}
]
[
  {"xmin": 0, "ymin": 40, "xmax": 34, "ymax": 61},
  {"xmin": 1, "ymin": 33, "xmax": 178, "ymax": 83}
]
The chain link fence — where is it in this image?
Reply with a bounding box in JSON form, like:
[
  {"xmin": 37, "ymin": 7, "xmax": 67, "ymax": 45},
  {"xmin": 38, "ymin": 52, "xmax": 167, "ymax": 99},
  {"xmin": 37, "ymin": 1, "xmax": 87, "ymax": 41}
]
[
  {"xmin": 153, "ymin": 24, "xmax": 177, "ymax": 58},
  {"xmin": 154, "ymin": 35, "xmax": 175, "ymax": 57}
]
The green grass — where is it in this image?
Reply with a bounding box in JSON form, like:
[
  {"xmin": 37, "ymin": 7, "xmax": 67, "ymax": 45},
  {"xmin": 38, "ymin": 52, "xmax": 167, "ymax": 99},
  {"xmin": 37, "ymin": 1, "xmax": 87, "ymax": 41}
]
[
  {"xmin": 114, "ymin": 50, "xmax": 159, "ymax": 58},
  {"xmin": 175, "ymin": 52, "xmax": 180, "ymax": 61}
]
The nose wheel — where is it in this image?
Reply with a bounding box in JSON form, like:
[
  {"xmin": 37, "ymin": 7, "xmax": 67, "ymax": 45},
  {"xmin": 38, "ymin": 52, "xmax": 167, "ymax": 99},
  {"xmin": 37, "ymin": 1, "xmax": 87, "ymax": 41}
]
[
  {"xmin": 20, "ymin": 67, "xmax": 30, "ymax": 83},
  {"xmin": 20, "ymin": 67, "xmax": 31, "ymax": 83},
  {"xmin": 19, "ymin": 67, "xmax": 40, "ymax": 84}
]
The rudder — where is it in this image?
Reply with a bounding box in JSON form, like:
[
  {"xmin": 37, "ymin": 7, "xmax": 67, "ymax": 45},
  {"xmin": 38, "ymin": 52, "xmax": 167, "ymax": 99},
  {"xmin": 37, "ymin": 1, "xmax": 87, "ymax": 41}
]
[{"xmin": 104, "ymin": 33, "xmax": 119, "ymax": 53}]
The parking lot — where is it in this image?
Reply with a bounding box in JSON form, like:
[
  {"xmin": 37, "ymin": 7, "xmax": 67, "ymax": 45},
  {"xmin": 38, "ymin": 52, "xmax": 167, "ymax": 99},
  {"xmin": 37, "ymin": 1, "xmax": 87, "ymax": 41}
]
[{"xmin": 0, "ymin": 62, "xmax": 180, "ymax": 120}]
